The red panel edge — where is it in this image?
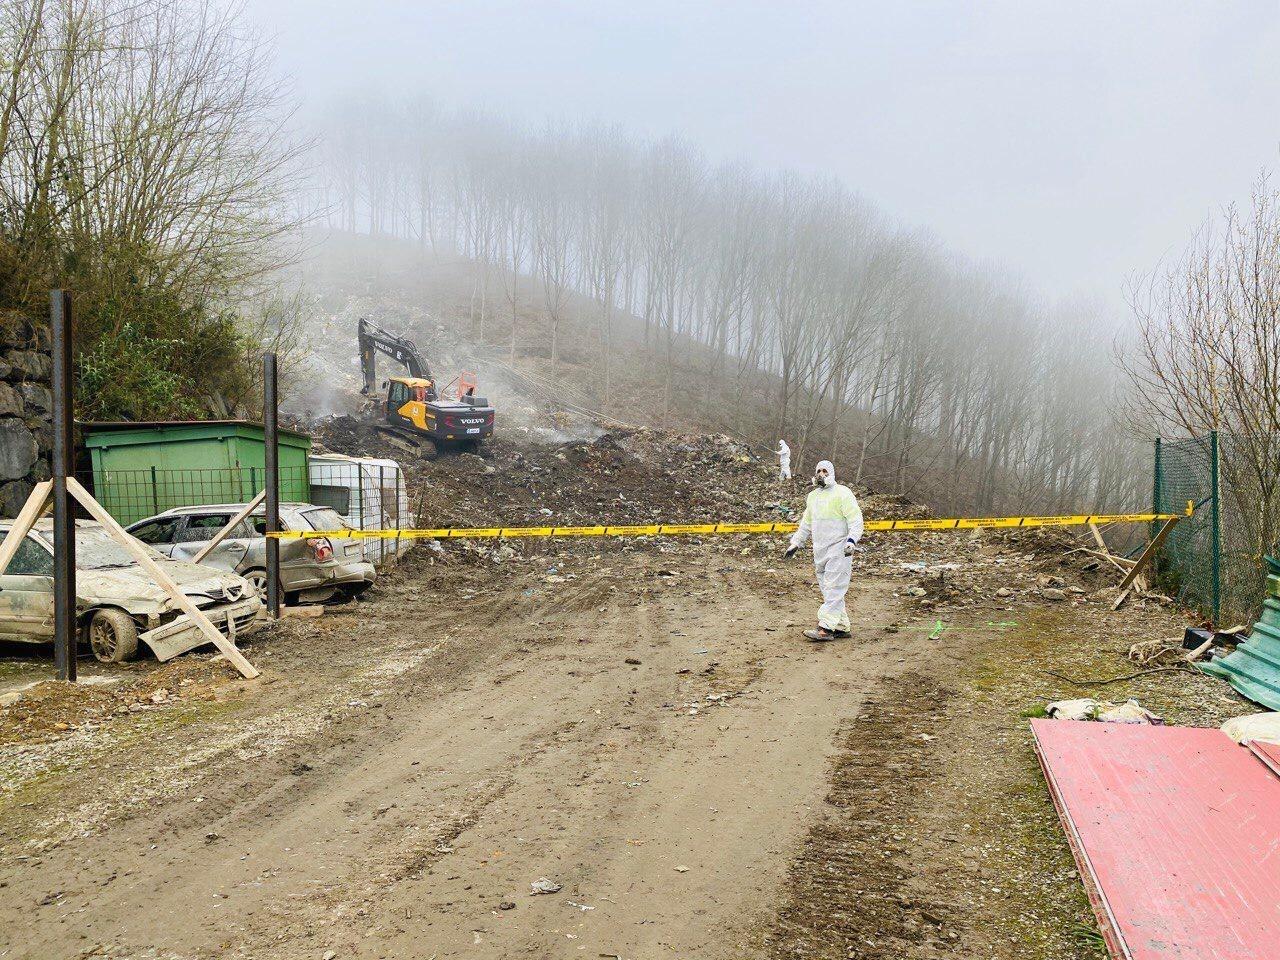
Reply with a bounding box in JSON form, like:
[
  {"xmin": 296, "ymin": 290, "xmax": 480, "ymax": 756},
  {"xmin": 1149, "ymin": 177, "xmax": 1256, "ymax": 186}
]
[
  {"xmin": 1247, "ymin": 739, "xmax": 1280, "ymax": 779},
  {"xmin": 1029, "ymin": 720, "xmax": 1132, "ymax": 960}
]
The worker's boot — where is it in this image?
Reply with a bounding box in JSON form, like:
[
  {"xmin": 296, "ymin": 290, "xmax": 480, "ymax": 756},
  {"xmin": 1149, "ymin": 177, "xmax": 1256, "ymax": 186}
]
[
  {"xmin": 832, "ymin": 629, "xmax": 851, "ymax": 639},
  {"xmin": 803, "ymin": 627, "xmax": 836, "ymax": 642}
]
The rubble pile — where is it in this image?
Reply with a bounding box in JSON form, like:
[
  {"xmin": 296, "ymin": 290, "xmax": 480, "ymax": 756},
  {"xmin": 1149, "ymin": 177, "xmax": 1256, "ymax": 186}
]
[
  {"xmin": 856, "ymin": 524, "xmax": 1150, "ymax": 614},
  {"xmin": 310, "ymin": 401, "xmax": 1147, "ymax": 613},
  {"xmin": 0, "ymin": 657, "xmax": 240, "ymax": 747},
  {"xmin": 401, "ymin": 428, "xmax": 788, "ymax": 532}
]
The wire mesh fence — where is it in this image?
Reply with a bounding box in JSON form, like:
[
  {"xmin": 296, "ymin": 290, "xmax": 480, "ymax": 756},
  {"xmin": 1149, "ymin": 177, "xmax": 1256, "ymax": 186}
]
[
  {"xmin": 1153, "ymin": 431, "xmax": 1275, "ymax": 625},
  {"xmin": 79, "ymin": 466, "xmax": 311, "ymax": 527},
  {"xmin": 77, "ymin": 461, "xmax": 414, "ymax": 564}
]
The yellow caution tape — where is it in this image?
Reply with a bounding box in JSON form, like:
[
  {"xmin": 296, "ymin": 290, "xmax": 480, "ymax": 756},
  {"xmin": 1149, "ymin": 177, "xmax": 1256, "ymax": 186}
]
[{"xmin": 269, "ymin": 507, "xmax": 1188, "ymax": 540}]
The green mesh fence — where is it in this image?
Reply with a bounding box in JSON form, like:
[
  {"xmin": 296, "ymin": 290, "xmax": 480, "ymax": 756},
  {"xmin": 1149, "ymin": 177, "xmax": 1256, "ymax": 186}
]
[
  {"xmin": 1153, "ymin": 432, "xmax": 1272, "ymax": 625},
  {"xmin": 78, "ymin": 466, "xmax": 311, "ymax": 526}
]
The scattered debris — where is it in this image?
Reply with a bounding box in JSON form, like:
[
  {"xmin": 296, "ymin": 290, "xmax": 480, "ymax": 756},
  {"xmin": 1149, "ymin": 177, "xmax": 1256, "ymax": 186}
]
[
  {"xmin": 1045, "ymin": 698, "xmax": 1164, "ymax": 725},
  {"xmin": 1221, "ymin": 711, "xmax": 1280, "ymax": 745},
  {"xmin": 530, "ymin": 878, "xmax": 562, "ymax": 895}
]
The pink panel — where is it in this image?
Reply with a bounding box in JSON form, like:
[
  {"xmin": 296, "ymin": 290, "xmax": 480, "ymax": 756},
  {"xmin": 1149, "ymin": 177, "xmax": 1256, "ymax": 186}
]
[{"xmin": 1031, "ymin": 719, "xmax": 1280, "ymax": 960}]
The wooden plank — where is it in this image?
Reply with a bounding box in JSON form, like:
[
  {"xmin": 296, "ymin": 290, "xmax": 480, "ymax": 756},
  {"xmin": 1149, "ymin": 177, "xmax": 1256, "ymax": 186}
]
[
  {"xmin": 281, "ymin": 604, "xmax": 325, "ymax": 619},
  {"xmin": 1088, "ymin": 522, "xmax": 1108, "ymax": 552},
  {"xmin": 0, "ymin": 481, "xmax": 52, "ymax": 575},
  {"xmin": 1087, "ymin": 523, "xmax": 1137, "ymax": 579},
  {"xmin": 192, "ymin": 489, "xmax": 265, "ymax": 564},
  {"xmin": 1113, "ymin": 517, "xmax": 1178, "ymax": 610},
  {"xmin": 67, "ymin": 478, "xmax": 259, "ymax": 679},
  {"xmin": 1079, "ymin": 549, "xmax": 1136, "ymax": 569}
]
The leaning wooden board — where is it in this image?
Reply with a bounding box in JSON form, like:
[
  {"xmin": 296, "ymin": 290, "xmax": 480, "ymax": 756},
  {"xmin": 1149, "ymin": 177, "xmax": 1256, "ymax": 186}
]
[{"xmin": 68, "ymin": 478, "xmax": 258, "ymax": 679}]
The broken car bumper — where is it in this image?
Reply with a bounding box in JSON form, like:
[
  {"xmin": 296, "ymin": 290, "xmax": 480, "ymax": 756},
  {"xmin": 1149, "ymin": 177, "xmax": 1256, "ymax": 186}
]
[
  {"xmin": 139, "ymin": 597, "xmax": 266, "ymax": 662},
  {"xmin": 282, "ymin": 560, "xmax": 376, "ymax": 593}
]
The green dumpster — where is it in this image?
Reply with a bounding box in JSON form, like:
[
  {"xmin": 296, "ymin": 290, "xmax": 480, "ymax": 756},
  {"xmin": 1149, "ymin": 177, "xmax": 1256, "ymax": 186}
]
[{"xmin": 82, "ymin": 420, "xmax": 312, "ymax": 524}]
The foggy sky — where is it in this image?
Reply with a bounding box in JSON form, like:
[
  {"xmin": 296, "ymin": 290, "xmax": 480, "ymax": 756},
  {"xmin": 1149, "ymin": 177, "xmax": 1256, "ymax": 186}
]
[{"xmin": 243, "ymin": 0, "xmax": 1280, "ymax": 310}]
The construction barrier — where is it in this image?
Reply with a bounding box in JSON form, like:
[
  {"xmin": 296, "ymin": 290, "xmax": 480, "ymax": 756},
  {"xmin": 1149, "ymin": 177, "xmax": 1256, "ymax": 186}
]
[{"xmin": 269, "ymin": 506, "xmax": 1193, "ymax": 540}]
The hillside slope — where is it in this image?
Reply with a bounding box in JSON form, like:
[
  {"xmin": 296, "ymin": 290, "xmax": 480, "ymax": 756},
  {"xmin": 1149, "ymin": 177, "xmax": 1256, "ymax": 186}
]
[{"xmin": 284, "ymin": 230, "xmax": 1065, "ymax": 514}]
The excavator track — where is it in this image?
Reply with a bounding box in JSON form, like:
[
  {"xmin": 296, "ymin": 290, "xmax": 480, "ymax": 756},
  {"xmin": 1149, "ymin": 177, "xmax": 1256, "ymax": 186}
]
[{"xmin": 373, "ymin": 422, "xmax": 438, "ymax": 459}]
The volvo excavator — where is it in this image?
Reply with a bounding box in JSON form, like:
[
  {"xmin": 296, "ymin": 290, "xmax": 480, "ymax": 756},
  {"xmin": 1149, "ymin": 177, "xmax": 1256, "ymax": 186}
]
[{"xmin": 357, "ymin": 318, "xmax": 495, "ymax": 454}]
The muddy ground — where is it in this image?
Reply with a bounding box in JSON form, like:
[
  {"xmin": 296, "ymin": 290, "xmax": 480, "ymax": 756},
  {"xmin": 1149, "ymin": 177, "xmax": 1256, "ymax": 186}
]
[{"xmin": 0, "ymin": 433, "xmax": 1256, "ymax": 960}]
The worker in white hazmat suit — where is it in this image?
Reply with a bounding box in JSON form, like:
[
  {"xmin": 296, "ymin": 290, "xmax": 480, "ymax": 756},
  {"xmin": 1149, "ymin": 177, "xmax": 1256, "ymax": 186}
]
[
  {"xmin": 776, "ymin": 440, "xmax": 792, "ymax": 481},
  {"xmin": 784, "ymin": 460, "xmax": 863, "ymax": 641}
]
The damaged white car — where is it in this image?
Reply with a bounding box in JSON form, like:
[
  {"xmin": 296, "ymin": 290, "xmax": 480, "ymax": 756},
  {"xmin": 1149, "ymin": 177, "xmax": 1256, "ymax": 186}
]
[{"xmin": 0, "ymin": 519, "xmax": 265, "ymax": 663}]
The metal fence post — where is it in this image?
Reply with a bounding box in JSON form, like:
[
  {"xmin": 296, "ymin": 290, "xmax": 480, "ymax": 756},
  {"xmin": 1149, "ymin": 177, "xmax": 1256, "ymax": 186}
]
[
  {"xmin": 1210, "ymin": 430, "xmax": 1221, "ymax": 624},
  {"xmin": 1151, "ymin": 437, "xmax": 1161, "ymax": 547},
  {"xmin": 263, "ymin": 354, "xmax": 280, "ymax": 618},
  {"xmin": 356, "ymin": 464, "xmax": 365, "ymax": 559},
  {"xmin": 394, "ymin": 467, "xmax": 401, "ymax": 560},
  {"xmin": 50, "ymin": 290, "xmax": 77, "ymax": 682}
]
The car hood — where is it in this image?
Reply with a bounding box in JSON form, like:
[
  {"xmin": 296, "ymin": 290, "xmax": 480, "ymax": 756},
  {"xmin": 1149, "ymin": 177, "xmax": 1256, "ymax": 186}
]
[{"xmin": 79, "ymin": 558, "xmax": 253, "ymax": 612}]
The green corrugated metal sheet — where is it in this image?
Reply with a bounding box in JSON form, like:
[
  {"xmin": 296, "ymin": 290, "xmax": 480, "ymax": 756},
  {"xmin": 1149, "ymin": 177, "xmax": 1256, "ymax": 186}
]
[{"xmin": 1200, "ymin": 567, "xmax": 1280, "ymax": 710}]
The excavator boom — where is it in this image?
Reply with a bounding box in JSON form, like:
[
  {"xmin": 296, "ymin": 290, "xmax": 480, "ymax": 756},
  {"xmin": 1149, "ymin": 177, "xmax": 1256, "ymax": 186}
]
[{"xmin": 358, "ymin": 317, "xmax": 431, "ymax": 393}]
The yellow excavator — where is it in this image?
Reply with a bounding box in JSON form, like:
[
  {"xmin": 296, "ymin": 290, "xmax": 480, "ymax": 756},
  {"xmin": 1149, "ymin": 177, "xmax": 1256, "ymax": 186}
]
[{"xmin": 357, "ymin": 318, "xmax": 495, "ymax": 453}]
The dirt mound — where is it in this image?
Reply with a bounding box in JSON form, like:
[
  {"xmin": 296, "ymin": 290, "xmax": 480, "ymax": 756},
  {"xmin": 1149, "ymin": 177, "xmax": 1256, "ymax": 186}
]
[
  {"xmin": 0, "ymin": 657, "xmax": 243, "ymax": 747},
  {"xmin": 305, "ymin": 409, "xmax": 1130, "ymax": 611},
  {"xmin": 400, "ymin": 428, "xmax": 806, "ymax": 532}
]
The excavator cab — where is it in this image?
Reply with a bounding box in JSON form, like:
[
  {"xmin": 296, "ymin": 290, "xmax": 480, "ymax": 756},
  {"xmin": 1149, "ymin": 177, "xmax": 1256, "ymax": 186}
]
[{"xmin": 385, "ymin": 376, "xmax": 440, "ymax": 431}]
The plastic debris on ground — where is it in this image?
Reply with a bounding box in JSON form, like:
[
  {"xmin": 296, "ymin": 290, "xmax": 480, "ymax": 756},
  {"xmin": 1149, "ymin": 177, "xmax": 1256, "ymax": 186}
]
[
  {"xmin": 1045, "ymin": 698, "xmax": 1163, "ymax": 725},
  {"xmin": 1220, "ymin": 711, "xmax": 1280, "ymax": 745}
]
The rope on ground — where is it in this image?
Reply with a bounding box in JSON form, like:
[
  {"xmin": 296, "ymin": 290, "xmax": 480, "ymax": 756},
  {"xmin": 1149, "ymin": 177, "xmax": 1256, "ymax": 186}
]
[{"xmin": 1043, "ymin": 667, "xmax": 1197, "ymax": 687}]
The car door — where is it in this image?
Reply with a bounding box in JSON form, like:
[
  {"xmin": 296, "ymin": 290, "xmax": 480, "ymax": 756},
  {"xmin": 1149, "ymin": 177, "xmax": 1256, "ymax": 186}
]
[
  {"xmin": 128, "ymin": 516, "xmax": 181, "ymax": 558},
  {"xmin": 0, "ymin": 534, "xmax": 54, "ymax": 641},
  {"xmin": 169, "ymin": 513, "xmax": 252, "ymax": 573}
]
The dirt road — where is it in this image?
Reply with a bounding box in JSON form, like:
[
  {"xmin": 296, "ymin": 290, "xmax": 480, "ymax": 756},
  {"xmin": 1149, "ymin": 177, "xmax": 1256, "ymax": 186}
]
[
  {"xmin": 0, "ymin": 535, "xmax": 1250, "ymax": 960},
  {"xmin": 0, "ymin": 545, "xmax": 912, "ymax": 959}
]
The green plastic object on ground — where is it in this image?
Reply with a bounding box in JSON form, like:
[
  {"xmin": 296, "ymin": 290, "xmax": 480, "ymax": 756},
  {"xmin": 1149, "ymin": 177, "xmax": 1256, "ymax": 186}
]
[{"xmin": 1199, "ymin": 556, "xmax": 1280, "ymax": 709}]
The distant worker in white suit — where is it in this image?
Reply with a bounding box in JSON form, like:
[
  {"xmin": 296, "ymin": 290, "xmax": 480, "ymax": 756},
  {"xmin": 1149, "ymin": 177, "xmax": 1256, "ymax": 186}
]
[
  {"xmin": 776, "ymin": 439, "xmax": 792, "ymax": 481},
  {"xmin": 784, "ymin": 459, "xmax": 863, "ymax": 641}
]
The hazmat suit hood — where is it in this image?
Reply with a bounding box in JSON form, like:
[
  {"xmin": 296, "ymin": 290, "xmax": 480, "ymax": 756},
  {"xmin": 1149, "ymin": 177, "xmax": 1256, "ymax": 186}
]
[{"xmin": 815, "ymin": 460, "xmax": 836, "ymax": 484}]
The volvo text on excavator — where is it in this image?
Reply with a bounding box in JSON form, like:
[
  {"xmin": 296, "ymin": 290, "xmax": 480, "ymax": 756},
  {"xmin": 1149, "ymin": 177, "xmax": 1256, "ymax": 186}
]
[{"xmin": 357, "ymin": 318, "xmax": 495, "ymax": 453}]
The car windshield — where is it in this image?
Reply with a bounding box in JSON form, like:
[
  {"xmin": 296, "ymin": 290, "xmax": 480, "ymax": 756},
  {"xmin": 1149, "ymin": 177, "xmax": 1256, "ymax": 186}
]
[
  {"xmin": 300, "ymin": 508, "xmax": 349, "ymax": 532},
  {"xmin": 34, "ymin": 529, "xmax": 167, "ymax": 570}
]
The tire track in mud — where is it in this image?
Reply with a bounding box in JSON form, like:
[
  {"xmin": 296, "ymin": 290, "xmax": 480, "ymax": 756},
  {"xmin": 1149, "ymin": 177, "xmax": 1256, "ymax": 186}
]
[
  {"xmin": 765, "ymin": 671, "xmax": 960, "ymax": 960},
  {"xmin": 1, "ymin": 548, "xmax": 930, "ymax": 960}
]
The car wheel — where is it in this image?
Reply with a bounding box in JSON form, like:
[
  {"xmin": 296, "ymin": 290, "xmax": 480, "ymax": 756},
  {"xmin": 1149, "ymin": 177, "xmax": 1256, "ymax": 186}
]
[
  {"xmin": 242, "ymin": 569, "xmax": 269, "ymax": 599},
  {"xmin": 244, "ymin": 569, "xmax": 288, "ymax": 606},
  {"xmin": 88, "ymin": 609, "xmax": 139, "ymax": 663}
]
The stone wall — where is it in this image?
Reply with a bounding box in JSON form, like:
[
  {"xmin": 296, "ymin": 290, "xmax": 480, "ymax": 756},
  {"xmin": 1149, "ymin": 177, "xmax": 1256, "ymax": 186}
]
[{"xmin": 0, "ymin": 312, "xmax": 51, "ymax": 518}]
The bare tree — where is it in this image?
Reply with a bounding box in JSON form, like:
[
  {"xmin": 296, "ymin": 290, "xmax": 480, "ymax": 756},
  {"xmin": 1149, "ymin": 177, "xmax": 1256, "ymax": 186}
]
[{"xmin": 307, "ymin": 96, "xmax": 1138, "ymax": 515}]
